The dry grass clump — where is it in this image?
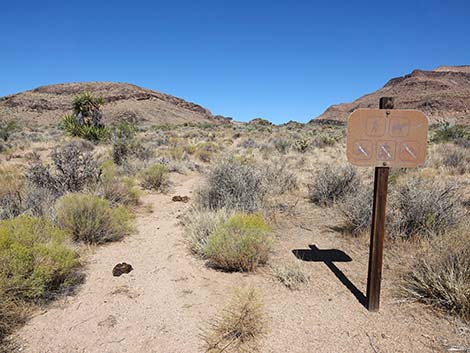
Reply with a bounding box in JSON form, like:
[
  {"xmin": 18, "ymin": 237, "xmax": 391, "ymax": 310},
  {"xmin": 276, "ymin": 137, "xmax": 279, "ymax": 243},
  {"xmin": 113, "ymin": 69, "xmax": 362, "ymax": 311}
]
[
  {"xmin": 389, "ymin": 177, "xmax": 463, "ymax": 238},
  {"xmin": 272, "ymin": 262, "xmax": 309, "ymax": 290},
  {"xmin": 436, "ymin": 144, "xmax": 470, "ymax": 175},
  {"xmin": 308, "ymin": 163, "xmax": 360, "ymax": 206},
  {"xmin": 97, "ymin": 161, "xmax": 140, "ymax": 206},
  {"xmin": 204, "ymin": 213, "xmax": 272, "ymax": 272},
  {"xmin": 402, "ymin": 230, "xmax": 470, "ymax": 321},
  {"xmin": 0, "ymin": 166, "xmax": 25, "ymax": 220},
  {"xmin": 197, "ymin": 158, "xmax": 266, "ymax": 212},
  {"xmin": 182, "ymin": 208, "xmax": 231, "ymax": 257},
  {"xmin": 55, "ymin": 193, "xmax": 133, "ymax": 244},
  {"xmin": 140, "ymin": 164, "xmax": 169, "ymax": 192},
  {"xmin": 338, "ymin": 184, "xmax": 373, "ymax": 235},
  {"xmin": 262, "ymin": 160, "xmax": 298, "ymax": 195},
  {"xmin": 0, "ymin": 290, "xmax": 27, "ymax": 347},
  {"xmin": 201, "ymin": 287, "xmax": 266, "ymax": 353},
  {"xmin": 272, "ymin": 138, "xmax": 290, "ymax": 154}
]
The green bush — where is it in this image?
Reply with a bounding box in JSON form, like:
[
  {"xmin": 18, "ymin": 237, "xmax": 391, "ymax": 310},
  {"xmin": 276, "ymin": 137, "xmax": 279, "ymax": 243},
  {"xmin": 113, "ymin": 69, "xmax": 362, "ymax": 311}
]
[
  {"xmin": 0, "ymin": 120, "xmax": 20, "ymax": 142},
  {"xmin": 140, "ymin": 164, "xmax": 169, "ymax": 191},
  {"xmin": 0, "ymin": 216, "xmax": 78, "ymax": 300},
  {"xmin": 204, "ymin": 213, "xmax": 272, "ymax": 272},
  {"xmin": 61, "ymin": 114, "xmax": 110, "ymax": 142},
  {"xmin": 430, "ymin": 122, "xmax": 470, "ymax": 144},
  {"xmin": 55, "ymin": 193, "xmax": 133, "ymax": 244}
]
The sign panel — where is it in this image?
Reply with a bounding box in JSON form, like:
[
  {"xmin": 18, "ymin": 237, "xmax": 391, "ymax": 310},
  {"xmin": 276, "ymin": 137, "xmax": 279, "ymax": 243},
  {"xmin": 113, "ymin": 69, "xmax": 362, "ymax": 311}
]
[{"xmin": 346, "ymin": 109, "xmax": 428, "ymax": 167}]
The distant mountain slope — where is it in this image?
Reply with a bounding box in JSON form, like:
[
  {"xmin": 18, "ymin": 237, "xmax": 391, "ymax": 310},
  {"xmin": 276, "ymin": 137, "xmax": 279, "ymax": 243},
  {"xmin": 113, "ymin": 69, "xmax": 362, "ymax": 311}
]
[
  {"xmin": 0, "ymin": 82, "xmax": 224, "ymax": 125},
  {"xmin": 314, "ymin": 66, "xmax": 470, "ymax": 124}
]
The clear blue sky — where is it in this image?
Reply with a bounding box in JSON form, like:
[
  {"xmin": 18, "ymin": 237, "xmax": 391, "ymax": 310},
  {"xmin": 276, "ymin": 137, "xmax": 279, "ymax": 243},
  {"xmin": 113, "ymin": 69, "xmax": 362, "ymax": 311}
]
[{"xmin": 1, "ymin": 0, "xmax": 469, "ymax": 123}]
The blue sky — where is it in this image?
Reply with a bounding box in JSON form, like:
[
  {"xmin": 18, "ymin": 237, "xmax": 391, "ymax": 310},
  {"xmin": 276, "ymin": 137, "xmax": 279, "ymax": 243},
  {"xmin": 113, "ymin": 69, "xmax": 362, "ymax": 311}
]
[{"xmin": 1, "ymin": 0, "xmax": 469, "ymax": 123}]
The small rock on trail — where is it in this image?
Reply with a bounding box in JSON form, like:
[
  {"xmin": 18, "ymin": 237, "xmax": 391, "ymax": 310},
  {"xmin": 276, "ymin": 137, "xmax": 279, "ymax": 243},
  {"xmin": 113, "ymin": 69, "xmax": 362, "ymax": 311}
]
[{"xmin": 112, "ymin": 263, "xmax": 133, "ymax": 277}]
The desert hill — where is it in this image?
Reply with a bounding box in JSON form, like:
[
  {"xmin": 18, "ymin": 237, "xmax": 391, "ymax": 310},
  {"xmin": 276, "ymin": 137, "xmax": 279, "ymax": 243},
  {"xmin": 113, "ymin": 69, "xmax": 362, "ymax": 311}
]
[
  {"xmin": 0, "ymin": 82, "xmax": 226, "ymax": 126},
  {"xmin": 314, "ymin": 66, "xmax": 470, "ymax": 124}
]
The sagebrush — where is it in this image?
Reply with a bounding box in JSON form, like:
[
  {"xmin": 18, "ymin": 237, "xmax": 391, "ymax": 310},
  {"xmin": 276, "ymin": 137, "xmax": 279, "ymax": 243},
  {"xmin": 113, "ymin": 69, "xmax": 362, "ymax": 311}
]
[
  {"xmin": 204, "ymin": 213, "xmax": 272, "ymax": 272},
  {"xmin": 55, "ymin": 193, "xmax": 133, "ymax": 244},
  {"xmin": 197, "ymin": 158, "xmax": 266, "ymax": 212}
]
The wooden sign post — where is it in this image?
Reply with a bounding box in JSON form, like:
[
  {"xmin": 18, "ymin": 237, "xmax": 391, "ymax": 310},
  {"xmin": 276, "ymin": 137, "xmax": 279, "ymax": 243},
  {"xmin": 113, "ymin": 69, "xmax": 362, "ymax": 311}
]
[{"xmin": 346, "ymin": 97, "xmax": 428, "ymax": 312}]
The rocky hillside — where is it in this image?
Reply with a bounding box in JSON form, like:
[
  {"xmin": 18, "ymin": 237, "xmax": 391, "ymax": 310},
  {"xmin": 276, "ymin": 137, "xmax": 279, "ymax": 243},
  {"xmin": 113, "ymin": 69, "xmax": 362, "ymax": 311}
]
[
  {"xmin": 0, "ymin": 82, "xmax": 226, "ymax": 126},
  {"xmin": 314, "ymin": 66, "xmax": 470, "ymax": 124}
]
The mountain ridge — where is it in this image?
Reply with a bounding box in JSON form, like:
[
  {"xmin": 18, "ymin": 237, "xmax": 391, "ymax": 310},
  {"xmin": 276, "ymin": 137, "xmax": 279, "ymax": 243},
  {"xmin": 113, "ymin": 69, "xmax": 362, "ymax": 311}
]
[
  {"xmin": 0, "ymin": 82, "xmax": 228, "ymax": 126},
  {"xmin": 313, "ymin": 66, "xmax": 470, "ymax": 125}
]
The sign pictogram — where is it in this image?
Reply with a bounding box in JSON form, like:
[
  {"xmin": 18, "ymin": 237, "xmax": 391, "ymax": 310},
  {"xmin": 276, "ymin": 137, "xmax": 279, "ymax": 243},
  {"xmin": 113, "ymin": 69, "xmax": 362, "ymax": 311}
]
[{"xmin": 346, "ymin": 109, "xmax": 428, "ymax": 167}]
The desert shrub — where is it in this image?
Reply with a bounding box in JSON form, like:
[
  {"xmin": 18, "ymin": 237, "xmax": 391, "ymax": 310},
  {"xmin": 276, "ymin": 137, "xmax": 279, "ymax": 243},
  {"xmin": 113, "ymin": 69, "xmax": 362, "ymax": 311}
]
[
  {"xmin": 0, "ymin": 290, "xmax": 24, "ymax": 344},
  {"xmin": 197, "ymin": 158, "xmax": 266, "ymax": 212},
  {"xmin": 390, "ymin": 178, "xmax": 463, "ymax": 238},
  {"xmin": 55, "ymin": 193, "xmax": 133, "ymax": 244},
  {"xmin": 140, "ymin": 164, "xmax": 169, "ymax": 191},
  {"xmin": 97, "ymin": 161, "xmax": 140, "ymax": 206},
  {"xmin": 339, "ymin": 185, "xmax": 373, "ymax": 235},
  {"xmin": 308, "ymin": 163, "xmax": 360, "ymax": 206},
  {"xmin": 237, "ymin": 138, "xmax": 258, "ymax": 149},
  {"xmin": 272, "ymin": 262, "xmax": 309, "ymax": 290},
  {"xmin": 61, "ymin": 114, "xmax": 110, "ymax": 142},
  {"xmin": 110, "ymin": 121, "xmax": 138, "ymax": 165},
  {"xmin": 201, "ymin": 287, "xmax": 266, "ymax": 353},
  {"xmin": 27, "ymin": 142, "xmax": 101, "ymax": 195},
  {"xmin": 273, "ymin": 138, "xmax": 290, "ymax": 154},
  {"xmin": 293, "ymin": 137, "xmax": 310, "ymax": 153},
  {"xmin": 0, "ymin": 166, "xmax": 25, "ymax": 220},
  {"xmin": 182, "ymin": 208, "xmax": 230, "ymax": 257},
  {"xmin": 165, "ymin": 146, "xmax": 186, "ymax": 161},
  {"xmin": 431, "ymin": 122, "xmax": 470, "ymax": 144},
  {"xmin": 437, "ymin": 144, "xmax": 469, "ymax": 174},
  {"xmin": 311, "ymin": 133, "xmax": 336, "ymax": 148},
  {"xmin": 204, "ymin": 213, "xmax": 272, "ymax": 272},
  {"xmin": 402, "ymin": 231, "xmax": 470, "ymax": 321},
  {"xmin": 194, "ymin": 142, "xmax": 218, "ymax": 163},
  {"xmin": 0, "ymin": 120, "xmax": 20, "ymax": 142},
  {"xmin": 0, "ymin": 216, "xmax": 78, "ymax": 300},
  {"xmin": 262, "ymin": 161, "xmax": 298, "ymax": 195},
  {"xmin": 23, "ymin": 187, "xmax": 57, "ymax": 218}
]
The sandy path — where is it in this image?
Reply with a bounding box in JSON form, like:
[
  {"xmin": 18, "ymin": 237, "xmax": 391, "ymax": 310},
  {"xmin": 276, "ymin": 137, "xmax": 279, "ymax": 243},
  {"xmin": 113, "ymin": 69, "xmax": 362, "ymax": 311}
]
[{"xmin": 14, "ymin": 173, "xmax": 466, "ymax": 353}]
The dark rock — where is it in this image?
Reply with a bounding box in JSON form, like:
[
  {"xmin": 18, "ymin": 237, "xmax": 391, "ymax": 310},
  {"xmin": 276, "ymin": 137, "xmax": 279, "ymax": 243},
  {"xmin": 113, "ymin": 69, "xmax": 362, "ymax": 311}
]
[
  {"xmin": 172, "ymin": 195, "xmax": 190, "ymax": 203},
  {"xmin": 112, "ymin": 263, "xmax": 133, "ymax": 277}
]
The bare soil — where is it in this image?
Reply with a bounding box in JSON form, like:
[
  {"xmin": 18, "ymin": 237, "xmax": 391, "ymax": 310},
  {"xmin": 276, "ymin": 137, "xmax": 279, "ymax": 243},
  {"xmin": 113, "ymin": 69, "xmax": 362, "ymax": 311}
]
[{"xmin": 13, "ymin": 173, "xmax": 468, "ymax": 353}]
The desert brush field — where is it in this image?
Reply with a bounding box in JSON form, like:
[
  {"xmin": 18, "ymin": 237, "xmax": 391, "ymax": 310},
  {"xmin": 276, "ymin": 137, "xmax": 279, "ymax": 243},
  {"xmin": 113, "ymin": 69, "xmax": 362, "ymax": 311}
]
[{"xmin": 0, "ymin": 91, "xmax": 469, "ymax": 353}]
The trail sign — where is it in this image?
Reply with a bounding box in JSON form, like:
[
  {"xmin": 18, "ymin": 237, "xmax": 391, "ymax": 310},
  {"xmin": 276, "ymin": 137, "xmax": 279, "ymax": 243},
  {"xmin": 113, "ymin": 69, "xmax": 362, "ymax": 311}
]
[
  {"xmin": 346, "ymin": 109, "xmax": 428, "ymax": 168},
  {"xmin": 346, "ymin": 98, "xmax": 428, "ymax": 312}
]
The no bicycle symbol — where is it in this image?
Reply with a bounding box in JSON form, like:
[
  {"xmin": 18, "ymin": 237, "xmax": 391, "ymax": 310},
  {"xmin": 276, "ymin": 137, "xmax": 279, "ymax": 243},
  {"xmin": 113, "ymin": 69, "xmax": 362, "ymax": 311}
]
[{"xmin": 346, "ymin": 109, "xmax": 428, "ymax": 168}]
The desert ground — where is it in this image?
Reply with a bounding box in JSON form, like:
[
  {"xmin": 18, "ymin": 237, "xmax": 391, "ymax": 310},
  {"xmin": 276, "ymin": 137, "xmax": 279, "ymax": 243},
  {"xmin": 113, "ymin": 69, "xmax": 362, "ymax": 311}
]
[{"xmin": 0, "ymin": 90, "xmax": 469, "ymax": 353}]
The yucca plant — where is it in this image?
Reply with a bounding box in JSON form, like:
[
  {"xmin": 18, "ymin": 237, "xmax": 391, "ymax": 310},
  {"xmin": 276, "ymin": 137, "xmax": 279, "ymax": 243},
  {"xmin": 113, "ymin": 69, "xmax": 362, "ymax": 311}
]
[
  {"xmin": 61, "ymin": 114, "xmax": 109, "ymax": 141},
  {"xmin": 72, "ymin": 92, "xmax": 104, "ymax": 126}
]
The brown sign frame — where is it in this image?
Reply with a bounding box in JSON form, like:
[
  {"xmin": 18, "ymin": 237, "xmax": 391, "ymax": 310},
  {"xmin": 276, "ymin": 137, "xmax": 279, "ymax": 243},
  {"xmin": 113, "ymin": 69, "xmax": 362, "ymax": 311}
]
[{"xmin": 346, "ymin": 109, "xmax": 428, "ymax": 168}]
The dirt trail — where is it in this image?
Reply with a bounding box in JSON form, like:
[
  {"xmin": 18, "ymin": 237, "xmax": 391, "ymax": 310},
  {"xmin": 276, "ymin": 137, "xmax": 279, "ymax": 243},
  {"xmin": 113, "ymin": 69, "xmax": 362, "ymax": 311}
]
[{"xmin": 14, "ymin": 173, "xmax": 465, "ymax": 353}]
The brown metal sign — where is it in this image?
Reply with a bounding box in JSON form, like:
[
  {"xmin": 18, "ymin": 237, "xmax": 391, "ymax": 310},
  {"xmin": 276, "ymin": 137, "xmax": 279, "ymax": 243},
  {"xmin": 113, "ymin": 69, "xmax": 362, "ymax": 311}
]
[{"xmin": 346, "ymin": 109, "xmax": 428, "ymax": 168}]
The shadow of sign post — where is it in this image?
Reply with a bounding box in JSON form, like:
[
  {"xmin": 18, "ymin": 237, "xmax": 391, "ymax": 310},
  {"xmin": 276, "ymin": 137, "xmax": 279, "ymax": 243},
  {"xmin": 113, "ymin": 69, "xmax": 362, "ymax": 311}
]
[{"xmin": 293, "ymin": 245, "xmax": 367, "ymax": 308}]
